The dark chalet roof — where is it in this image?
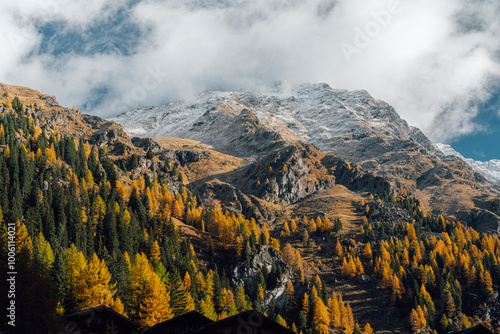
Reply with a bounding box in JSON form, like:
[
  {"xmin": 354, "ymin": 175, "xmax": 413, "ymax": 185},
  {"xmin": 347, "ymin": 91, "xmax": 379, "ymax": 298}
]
[
  {"xmin": 63, "ymin": 307, "xmax": 294, "ymax": 334},
  {"xmin": 189, "ymin": 310, "xmax": 295, "ymax": 334},
  {"xmin": 142, "ymin": 311, "xmax": 213, "ymax": 334},
  {"xmin": 64, "ymin": 305, "xmax": 140, "ymax": 333},
  {"xmin": 453, "ymin": 324, "xmax": 494, "ymax": 334}
]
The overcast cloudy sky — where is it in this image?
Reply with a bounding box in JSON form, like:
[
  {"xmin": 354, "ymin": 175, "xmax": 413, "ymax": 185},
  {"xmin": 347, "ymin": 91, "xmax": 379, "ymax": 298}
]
[{"xmin": 1, "ymin": 0, "xmax": 499, "ymax": 160}]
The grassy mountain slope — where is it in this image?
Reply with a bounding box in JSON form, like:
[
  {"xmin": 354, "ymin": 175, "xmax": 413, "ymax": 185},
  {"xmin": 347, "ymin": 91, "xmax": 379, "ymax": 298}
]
[{"xmin": 1, "ymin": 83, "xmax": 500, "ymax": 334}]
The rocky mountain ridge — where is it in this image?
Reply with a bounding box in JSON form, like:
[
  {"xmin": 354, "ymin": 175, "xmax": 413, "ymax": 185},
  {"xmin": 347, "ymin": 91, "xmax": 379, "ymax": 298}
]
[
  {"xmin": 112, "ymin": 83, "xmax": 500, "ymax": 231},
  {"xmin": 435, "ymin": 143, "xmax": 500, "ymax": 184},
  {"xmin": 0, "ymin": 82, "xmax": 141, "ymax": 158}
]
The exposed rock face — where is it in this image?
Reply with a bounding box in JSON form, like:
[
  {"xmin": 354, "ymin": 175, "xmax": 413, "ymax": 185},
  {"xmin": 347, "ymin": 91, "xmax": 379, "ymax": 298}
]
[
  {"xmin": 131, "ymin": 137, "xmax": 162, "ymax": 152},
  {"xmin": 367, "ymin": 199, "xmax": 413, "ymax": 226},
  {"xmin": 175, "ymin": 150, "xmax": 208, "ymax": 166},
  {"xmin": 232, "ymin": 246, "xmax": 296, "ymax": 309},
  {"xmin": 198, "ymin": 180, "xmax": 267, "ymax": 221},
  {"xmin": 228, "ymin": 144, "xmax": 336, "ymax": 205},
  {"xmin": 146, "ymin": 132, "xmax": 393, "ymax": 217},
  {"xmin": 38, "ymin": 94, "xmax": 58, "ymax": 107},
  {"xmin": 320, "ymin": 155, "xmax": 391, "ymax": 194}
]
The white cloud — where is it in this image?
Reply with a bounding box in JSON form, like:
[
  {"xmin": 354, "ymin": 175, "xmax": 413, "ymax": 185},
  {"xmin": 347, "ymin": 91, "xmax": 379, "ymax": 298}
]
[{"xmin": 1, "ymin": 0, "xmax": 500, "ymax": 143}]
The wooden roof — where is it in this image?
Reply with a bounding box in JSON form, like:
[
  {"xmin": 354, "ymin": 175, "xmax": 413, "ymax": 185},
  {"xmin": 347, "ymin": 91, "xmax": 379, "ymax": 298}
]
[
  {"xmin": 142, "ymin": 311, "xmax": 213, "ymax": 334},
  {"xmin": 454, "ymin": 324, "xmax": 493, "ymax": 334},
  {"xmin": 189, "ymin": 310, "xmax": 295, "ymax": 334}
]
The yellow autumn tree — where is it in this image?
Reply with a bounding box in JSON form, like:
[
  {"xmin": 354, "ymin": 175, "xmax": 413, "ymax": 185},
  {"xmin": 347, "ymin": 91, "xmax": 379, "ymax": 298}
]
[
  {"xmin": 269, "ymin": 237, "xmax": 280, "ymax": 251},
  {"xmin": 34, "ymin": 232, "xmax": 55, "ymax": 268},
  {"xmin": 480, "ymin": 270, "xmax": 494, "ymax": 301},
  {"xmin": 323, "ymin": 216, "xmax": 331, "ymax": 231},
  {"xmin": 110, "ymin": 298, "xmax": 126, "ymax": 316},
  {"xmin": 150, "ymin": 240, "xmax": 161, "ymax": 264},
  {"xmin": 409, "ymin": 305, "xmax": 426, "ymax": 333},
  {"xmin": 281, "ymin": 221, "xmax": 291, "ymax": 237},
  {"xmin": 302, "ymin": 292, "xmax": 309, "ymax": 316},
  {"xmin": 312, "ymin": 297, "xmax": 330, "ymax": 334},
  {"xmin": 285, "ymin": 280, "xmax": 295, "ymax": 311},
  {"xmin": 275, "ymin": 314, "xmax": 287, "ymax": 328},
  {"xmin": 328, "ymin": 292, "xmax": 341, "ymax": 328},
  {"xmin": 334, "ymin": 240, "xmax": 343, "ymax": 257},
  {"xmin": 346, "ymin": 303, "xmax": 355, "ymax": 332},
  {"xmin": 127, "ymin": 253, "xmax": 173, "ymax": 326},
  {"xmin": 3, "ymin": 145, "xmax": 10, "ymax": 159},
  {"xmin": 45, "ymin": 143, "xmax": 57, "ymax": 165},
  {"xmin": 362, "ymin": 323, "xmax": 374, "ymax": 334},
  {"xmin": 200, "ymin": 296, "xmax": 217, "ymax": 321},
  {"xmin": 115, "ymin": 180, "xmax": 127, "ymax": 198},
  {"xmin": 66, "ymin": 244, "xmax": 87, "ymax": 303},
  {"xmin": 76, "ymin": 253, "xmax": 117, "ymax": 310},
  {"xmin": 309, "ymin": 219, "xmax": 317, "ymax": 233},
  {"xmin": 183, "ymin": 271, "xmax": 192, "ymax": 290},
  {"xmin": 234, "ymin": 284, "xmax": 251, "ymax": 312},
  {"xmin": 16, "ymin": 222, "xmax": 33, "ymax": 255},
  {"xmin": 173, "ymin": 199, "xmax": 183, "ymax": 219},
  {"xmin": 340, "ymin": 256, "xmax": 357, "ymax": 278},
  {"xmin": 363, "ymin": 243, "xmax": 372, "ymax": 261},
  {"xmin": 316, "ymin": 217, "xmax": 323, "ymax": 231}
]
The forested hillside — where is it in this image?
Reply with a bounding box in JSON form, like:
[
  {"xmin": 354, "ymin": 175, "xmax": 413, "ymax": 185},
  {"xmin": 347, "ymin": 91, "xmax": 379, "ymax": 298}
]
[{"xmin": 1, "ymin": 86, "xmax": 500, "ymax": 334}]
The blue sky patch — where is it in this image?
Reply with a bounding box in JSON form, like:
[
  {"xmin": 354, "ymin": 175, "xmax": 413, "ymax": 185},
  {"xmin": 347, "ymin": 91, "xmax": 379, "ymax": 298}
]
[
  {"xmin": 452, "ymin": 89, "xmax": 500, "ymax": 161},
  {"xmin": 35, "ymin": 5, "xmax": 143, "ymax": 57}
]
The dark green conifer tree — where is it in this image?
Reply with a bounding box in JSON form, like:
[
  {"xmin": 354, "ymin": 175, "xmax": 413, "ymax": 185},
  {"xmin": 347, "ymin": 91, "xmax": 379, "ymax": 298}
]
[{"xmin": 170, "ymin": 272, "xmax": 189, "ymax": 316}]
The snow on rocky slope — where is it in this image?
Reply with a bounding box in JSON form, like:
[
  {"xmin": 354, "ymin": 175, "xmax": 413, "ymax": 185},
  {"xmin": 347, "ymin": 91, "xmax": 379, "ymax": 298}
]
[
  {"xmin": 435, "ymin": 143, "xmax": 500, "ymax": 184},
  {"xmin": 111, "ymin": 82, "xmax": 498, "ymax": 182},
  {"xmin": 113, "ymin": 83, "xmax": 431, "ymax": 156}
]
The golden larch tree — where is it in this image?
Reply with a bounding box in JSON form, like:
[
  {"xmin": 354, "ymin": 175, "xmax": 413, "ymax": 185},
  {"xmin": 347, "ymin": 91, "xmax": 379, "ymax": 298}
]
[
  {"xmin": 275, "ymin": 314, "xmax": 287, "ymax": 328},
  {"xmin": 328, "ymin": 293, "xmax": 341, "ymax": 328},
  {"xmin": 150, "ymin": 240, "xmax": 161, "ymax": 264},
  {"xmin": 302, "ymin": 292, "xmax": 309, "ymax": 316},
  {"xmin": 363, "ymin": 243, "xmax": 372, "ymax": 261},
  {"xmin": 127, "ymin": 253, "xmax": 173, "ymax": 326},
  {"xmin": 362, "ymin": 323, "xmax": 374, "ymax": 334},
  {"xmin": 312, "ymin": 298, "xmax": 330, "ymax": 334},
  {"xmin": 76, "ymin": 253, "xmax": 117, "ymax": 310},
  {"xmin": 281, "ymin": 221, "xmax": 291, "ymax": 237},
  {"xmin": 409, "ymin": 305, "xmax": 426, "ymax": 333},
  {"xmin": 285, "ymin": 280, "xmax": 295, "ymax": 312}
]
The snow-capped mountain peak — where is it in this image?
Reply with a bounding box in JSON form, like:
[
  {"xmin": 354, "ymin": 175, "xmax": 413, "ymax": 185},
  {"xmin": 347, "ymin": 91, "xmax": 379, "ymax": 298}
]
[
  {"xmin": 112, "ymin": 82, "xmax": 500, "ymax": 185},
  {"xmin": 112, "ymin": 83, "xmax": 419, "ymax": 159}
]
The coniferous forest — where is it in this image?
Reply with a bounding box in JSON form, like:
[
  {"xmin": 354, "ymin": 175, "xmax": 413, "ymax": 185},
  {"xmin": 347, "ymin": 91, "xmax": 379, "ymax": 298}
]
[{"xmin": 1, "ymin": 90, "xmax": 500, "ymax": 334}]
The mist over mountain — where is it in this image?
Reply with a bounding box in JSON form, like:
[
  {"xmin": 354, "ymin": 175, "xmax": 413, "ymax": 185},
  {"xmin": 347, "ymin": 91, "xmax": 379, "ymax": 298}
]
[{"xmin": 3, "ymin": 0, "xmax": 500, "ymax": 151}]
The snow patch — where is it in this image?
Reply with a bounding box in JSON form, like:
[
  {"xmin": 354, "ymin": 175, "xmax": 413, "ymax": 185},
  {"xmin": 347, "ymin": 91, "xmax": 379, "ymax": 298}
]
[{"xmin": 435, "ymin": 143, "xmax": 500, "ymax": 184}]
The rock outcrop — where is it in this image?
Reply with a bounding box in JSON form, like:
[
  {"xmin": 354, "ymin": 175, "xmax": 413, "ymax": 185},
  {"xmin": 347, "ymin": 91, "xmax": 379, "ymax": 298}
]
[{"xmin": 232, "ymin": 246, "xmax": 296, "ymax": 309}]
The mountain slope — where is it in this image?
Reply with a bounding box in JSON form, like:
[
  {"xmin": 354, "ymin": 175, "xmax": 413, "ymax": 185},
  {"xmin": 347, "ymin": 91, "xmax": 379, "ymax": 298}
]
[
  {"xmin": 112, "ymin": 83, "xmax": 500, "ymax": 231},
  {"xmin": 3, "ymin": 82, "xmax": 500, "ymax": 334},
  {"xmin": 0, "ymin": 82, "xmax": 141, "ymax": 158}
]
